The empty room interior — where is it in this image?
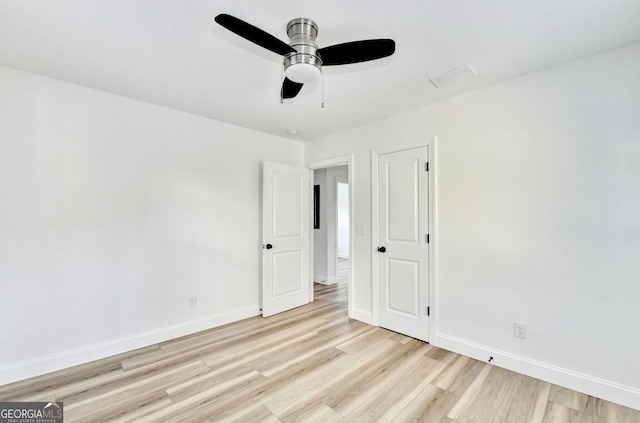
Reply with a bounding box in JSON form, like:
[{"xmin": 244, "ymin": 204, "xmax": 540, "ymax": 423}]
[{"xmin": 1, "ymin": 1, "xmax": 640, "ymax": 421}]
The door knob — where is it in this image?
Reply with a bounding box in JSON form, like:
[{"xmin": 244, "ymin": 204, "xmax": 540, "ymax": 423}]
[
  {"xmin": 265, "ymin": 243, "xmax": 273, "ymax": 250},
  {"xmin": 377, "ymin": 246, "xmax": 386, "ymax": 253}
]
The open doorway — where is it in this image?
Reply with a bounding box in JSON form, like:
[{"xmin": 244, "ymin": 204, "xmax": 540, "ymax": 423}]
[
  {"xmin": 309, "ymin": 157, "xmax": 353, "ymax": 312},
  {"xmin": 313, "ymin": 165, "xmax": 349, "ymax": 285}
]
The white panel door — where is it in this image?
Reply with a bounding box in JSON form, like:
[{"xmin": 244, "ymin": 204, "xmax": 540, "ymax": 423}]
[
  {"xmin": 377, "ymin": 146, "xmax": 429, "ymax": 341},
  {"xmin": 262, "ymin": 162, "xmax": 310, "ymax": 317}
]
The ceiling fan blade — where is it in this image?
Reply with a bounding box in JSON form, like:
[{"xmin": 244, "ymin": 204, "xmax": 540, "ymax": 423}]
[
  {"xmin": 318, "ymin": 39, "xmax": 395, "ymax": 66},
  {"xmin": 281, "ymin": 77, "xmax": 304, "ymax": 99},
  {"xmin": 215, "ymin": 14, "xmax": 295, "ymax": 56}
]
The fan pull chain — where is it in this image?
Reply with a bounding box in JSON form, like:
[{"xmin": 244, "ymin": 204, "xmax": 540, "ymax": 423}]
[
  {"xmin": 321, "ymin": 72, "xmax": 325, "ymax": 108},
  {"xmin": 280, "ymin": 67, "xmax": 284, "ymax": 104}
]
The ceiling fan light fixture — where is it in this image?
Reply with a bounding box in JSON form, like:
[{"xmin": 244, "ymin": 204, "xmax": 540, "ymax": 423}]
[{"xmin": 284, "ymin": 60, "xmax": 321, "ymax": 83}]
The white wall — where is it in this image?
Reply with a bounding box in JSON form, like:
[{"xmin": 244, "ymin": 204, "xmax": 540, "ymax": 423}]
[
  {"xmin": 0, "ymin": 66, "xmax": 304, "ymax": 384},
  {"xmin": 306, "ymin": 43, "xmax": 640, "ymax": 409},
  {"xmin": 337, "ymin": 181, "xmax": 349, "ymax": 259}
]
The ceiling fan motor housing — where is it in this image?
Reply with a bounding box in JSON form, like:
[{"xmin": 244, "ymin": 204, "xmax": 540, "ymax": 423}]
[{"xmin": 283, "ymin": 18, "xmax": 322, "ymax": 83}]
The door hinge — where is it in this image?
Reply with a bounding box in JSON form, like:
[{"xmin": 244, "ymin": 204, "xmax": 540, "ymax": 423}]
[
  {"xmin": 426, "ymin": 306, "xmax": 430, "ymax": 316},
  {"xmin": 425, "ymin": 162, "xmax": 429, "ymax": 172},
  {"xmin": 426, "ymin": 234, "xmax": 430, "ymax": 243}
]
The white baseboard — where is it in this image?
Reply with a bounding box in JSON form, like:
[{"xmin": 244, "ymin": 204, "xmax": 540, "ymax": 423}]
[
  {"xmin": 349, "ymin": 307, "xmax": 373, "ymax": 325},
  {"xmin": 314, "ymin": 274, "xmax": 327, "ymax": 284},
  {"xmin": 314, "ymin": 275, "xmax": 337, "ymax": 285},
  {"xmin": 432, "ymin": 332, "xmax": 640, "ymax": 411},
  {"xmin": 0, "ymin": 306, "xmax": 259, "ymax": 386},
  {"xmin": 325, "ymin": 276, "xmax": 337, "ymax": 285}
]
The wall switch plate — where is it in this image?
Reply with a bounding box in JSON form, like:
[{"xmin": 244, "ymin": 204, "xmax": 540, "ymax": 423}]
[{"xmin": 514, "ymin": 321, "xmax": 527, "ymax": 339}]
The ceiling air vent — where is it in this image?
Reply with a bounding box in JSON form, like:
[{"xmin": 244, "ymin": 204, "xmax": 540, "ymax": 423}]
[{"xmin": 429, "ymin": 65, "xmax": 476, "ymax": 88}]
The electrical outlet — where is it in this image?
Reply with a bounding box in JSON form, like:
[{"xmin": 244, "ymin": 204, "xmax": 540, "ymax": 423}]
[
  {"xmin": 188, "ymin": 296, "xmax": 197, "ymax": 309},
  {"xmin": 514, "ymin": 321, "xmax": 527, "ymax": 339}
]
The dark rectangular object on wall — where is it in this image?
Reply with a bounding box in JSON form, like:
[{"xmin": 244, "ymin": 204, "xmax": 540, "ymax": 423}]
[{"xmin": 314, "ymin": 185, "xmax": 320, "ymax": 229}]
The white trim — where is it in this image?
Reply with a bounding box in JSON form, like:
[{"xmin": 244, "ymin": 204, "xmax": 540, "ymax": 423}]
[
  {"xmin": 313, "ymin": 274, "xmax": 328, "ymax": 284},
  {"xmin": 307, "ymin": 155, "xmax": 355, "ymax": 321},
  {"xmin": 428, "ymin": 137, "xmax": 438, "ymax": 345},
  {"xmin": 349, "ymin": 308, "xmax": 373, "ymax": 325},
  {"xmin": 371, "ymin": 149, "xmax": 380, "ymax": 327},
  {"xmin": 432, "ymin": 332, "xmax": 640, "ymax": 411},
  {"xmin": 307, "ymin": 155, "xmax": 352, "ymax": 170},
  {"xmin": 0, "ymin": 306, "xmax": 259, "ymax": 385},
  {"xmin": 314, "ymin": 275, "xmax": 337, "ymax": 285},
  {"xmin": 308, "ymin": 170, "xmax": 315, "ymax": 303}
]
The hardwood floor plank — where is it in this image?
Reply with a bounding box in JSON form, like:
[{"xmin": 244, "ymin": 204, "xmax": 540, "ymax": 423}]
[
  {"xmin": 258, "ymin": 321, "xmax": 371, "ymax": 378},
  {"xmin": 176, "ymin": 348, "xmax": 348, "ymax": 422},
  {"xmin": 390, "ymin": 384, "xmax": 460, "ymax": 422},
  {"xmin": 71, "ymin": 389, "xmax": 169, "ymax": 423},
  {"xmin": 581, "ymin": 397, "xmax": 595, "ymax": 423},
  {"xmin": 492, "ymin": 372, "xmax": 552, "ymax": 423},
  {"xmin": 334, "ymin": 326, "xmax": 381, "ymax": 354},
  {"xmin": 56, "ymin": 354, "xmax": 209, "ymax": 405},
  {"xmin": 593, "ymin": 397, "xmax": 640, "ymax": 423},
  {"xmin": 107, "ymin": 396, "xmax": 174, "ymax": 423},
  {"xmin": 119, "ymin": 346, "xmax": 167, "ymax": 371},
  {"xmin": 201, "ymin": 325, "xmax": 322, "ymax": 369},
  {"xmin": 63, "ymin": 360, "xmax": 209, "ymax": 421},
  {"xmin": 542, "ymin": 401, "xmax": 584, "ymax": 423},
  {"xmin": 264, "ymin": 338, "xmax": 399, "ymax": 419},
  {"xmin": 253, "ymin": 331, "xmax": 348, "ymax": 374},
  {"xmin": 177, "ymin": 317, "xmax": 330, "ymax": 371},
  {"xmin": 432, "ymin": 354, "xmax": 485, "ymax": 395},
  {"xmin": 341, "ymin": 355, "xmax": 447, "ymax": 422},
  {"xmin": 447, "ymin": 364, "xmax": 516, "ymax": 422},
  {"xmin": 132, "ymin": 370, "xmax": 265, "ymax": 423},
  {"xmin": 280, "ymin": 401, "xmax": 343, "ymax": 423},
  {"xmin": 322, "ymin": 339, "xmax": 431, "ymax": 416},
  {"xmin": 550, "ymin": 384, "xmax": 590, "ymax": 412},
  {"xmin": 262, "ymin": 354, "xmax": 353, "ymax": 420},
  {"xmin": 0, "ymin": 355, "xmax": 126, "ymax": 402},
  {"xmin": 165, "ymin": 362, "xmax": 259, "ymax": 403},
  {"xmin": 425, "ymin": 345, "xmax": 459, "ymax": 364},
  {"xmin": 336, "ymin": 326, "xmax": 410, "ymax": 355},
  {"xmin": 222, "ymin": 405, "xmax": 281, "ymax": 423}
]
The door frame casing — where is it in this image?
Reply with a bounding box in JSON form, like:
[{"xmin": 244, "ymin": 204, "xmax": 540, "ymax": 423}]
[
  {"xmin": 307, "ymin": 155, "xmax": 354, "ymax": 318},
  {"xmin": 371, "ymin": 137, "xmax": 437, "ymax": 341}
]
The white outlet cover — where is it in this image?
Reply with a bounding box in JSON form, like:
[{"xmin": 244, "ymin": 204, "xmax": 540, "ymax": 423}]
[
  {"xmin": 188, "ymin": 296, "xmax": 197, "ymax": 308},
  {"xmin": 514, "ymin": 321, "xmax": 527, "ymax": 339}
]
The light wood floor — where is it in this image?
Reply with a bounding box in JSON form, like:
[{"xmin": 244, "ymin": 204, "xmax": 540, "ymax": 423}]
[{"xmin": 1, "ymin": 277, "xmax": 638, "ymax": 422}]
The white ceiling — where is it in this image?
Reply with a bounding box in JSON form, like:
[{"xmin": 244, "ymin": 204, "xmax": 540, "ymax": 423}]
[{"xmin": 2, "ymin": 1, "xmax": 640, "ymax": 142}]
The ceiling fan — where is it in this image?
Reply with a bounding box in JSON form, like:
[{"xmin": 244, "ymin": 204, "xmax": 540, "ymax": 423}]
[{"xmin": 215, "ymin": 14, "xmax": 396, "ymax": 100}]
